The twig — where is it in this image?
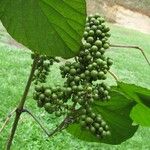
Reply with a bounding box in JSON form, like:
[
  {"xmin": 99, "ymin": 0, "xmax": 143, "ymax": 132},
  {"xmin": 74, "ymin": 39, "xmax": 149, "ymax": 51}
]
[
  {"xmin": 48, "ymin": 115, "xmax": 71, "ymax": 137},
  {"xmin": 0, "ymin": 108, "xmax": 16, "ymax": 134},
  {"xmin": 22, "ymin": 109, "xmax": 50, "ymax": 136},
  {"xmin": 6, "ymin": 54, "xmax": 39, "ymax": 150},
  {"xmin": 23, "ymin": 108, "xmax": 72, "ymax": 138},
  {"xmin": 108, "ymin": 70, "xmax": 119, "ymax": 82},
  {"xmin": 110, "ymin": 44, "xmax": 150, "ymax": 66},
  {"xmin": 75, "ymin": 57, "xmax": 78, "ymax": 63}
]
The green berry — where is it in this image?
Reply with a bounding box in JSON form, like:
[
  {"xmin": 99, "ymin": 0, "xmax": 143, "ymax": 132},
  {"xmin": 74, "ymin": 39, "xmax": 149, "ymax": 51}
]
[
  {"xmin": 94, "ymin": 123, "xmax": 100, "ymax": 128},
  {"xmin": 91, "ymin": 45, "xmax": 98, "ymax": 52},
  {"xmin": 70, "ymin": 68, "xmax": 76, "ymax": 75},
  {"xmin": 103, "ymin": 43, "xmax": 110, "ymax": 49},
  {"xmin": 91, "ymin": 70, "xmax": 98, "ymax": 78},
  {"xmin": 80, "ymin": 121, "xmax": 86, "ymax": 127},
  {"xmin": 87, "ymin": 37, "xmax": 94, "ymax": 43},
  {"xmin": 44, "ymin": 89, "xmax": 52, "ymax": 97},
  {"xmin": 89, "ymin": 30, "xmax": 95, "ymax": 36},
  {"xmin": 90, "ymin": 126, "xmax": 96, "ymax": 133},
  {"xmin": 84, "ymin": 43, "xmax": 91, "ymax": 49},
  {"xmin": 39, "ymin": 94, "xmax": 45, "ymax": 100},
  {"xmin": 95, "ymin": 40, "xmax": 102, "ymax": 48},
  {"xmin": 55, "ymin": 111, "xmax": 61, "ymax": 117},
  {"xmin": 86, "ymin": 117, "xmax": 93, "ymax": 124}
]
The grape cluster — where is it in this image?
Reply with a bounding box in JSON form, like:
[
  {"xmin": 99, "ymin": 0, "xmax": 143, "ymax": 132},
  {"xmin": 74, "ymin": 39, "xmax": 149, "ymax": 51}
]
[
  {"xmin": 31, "ymin": 54, "xmax": 59, "ymax": 84},
  {"xmin": 79, "ymin": 113, "xmax": 111, "ymax": 139},
  {"xmin": 32, "ymin": 14, "xmax": 113, "ymax": 139},
  {"xmin": 33, "ymin": 84, "xmax": 69, "ymax": 117}
]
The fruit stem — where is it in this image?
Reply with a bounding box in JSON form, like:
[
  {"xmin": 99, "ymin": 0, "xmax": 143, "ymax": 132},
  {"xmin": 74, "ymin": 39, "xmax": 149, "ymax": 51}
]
[
  {"xmin": 22, "ymin": 108, "xmax": 50, "ymax": 136},
  {"xmin": 6, "ymin": 54, "xmax": 39, "ymax": 150},
  {"xmin": 110, "ymin": 44, "xmax": 150, "ymax": 66}
]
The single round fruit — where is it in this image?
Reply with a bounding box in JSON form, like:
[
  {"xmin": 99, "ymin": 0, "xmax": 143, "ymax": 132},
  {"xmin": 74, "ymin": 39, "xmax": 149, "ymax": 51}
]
[
  {"xmin": 91, "ymin": 45, "xmax": 98, "ymax": 52},
  {"xmin": 91, "ymin": 70, "xmax": 98, "ymax": 78},
  {"xmin": 90, "ymin": 126, "xmax": 96, "ymax": 133},
  {"xmin": 95, "ymin": 40, "xmax": 102, "ymax": 48},
  {"xmin": 87, "ymin": 37, "xmax": 94, "ymax": 43},
  {"xmin": 70, "ymin": 68, "xmax": 76, "ymax": 75},
  {"xmin": 44, "ymin": 89, "xmax": 52, "ymax": 97},
  {"xmin": 86, "ymin": 117, "xmax": 93, "ymax": 124},
  {"xmin": 103, "ymin": 43, "xmax": 110, "ymax": 49}
]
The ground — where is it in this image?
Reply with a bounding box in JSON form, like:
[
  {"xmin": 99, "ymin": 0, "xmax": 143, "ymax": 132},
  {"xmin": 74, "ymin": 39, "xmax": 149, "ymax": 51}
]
[
  {"xmin": 0, "ymin": 22, "xmax": 150, "ymax": 149},
  {"xmin": 87, "ymin": 0, "xmax": 150, "ymax": 34}
]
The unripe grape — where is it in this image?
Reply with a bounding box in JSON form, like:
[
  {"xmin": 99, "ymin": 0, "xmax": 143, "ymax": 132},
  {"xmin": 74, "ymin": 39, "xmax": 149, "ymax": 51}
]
[
  {"xmin": 70, "ymin": 68, "xmax": 76, "ymax": 75},
  {"xmin": 44, "ymin": 89, "xmax": 52, "ymax": 97},
  {"xmin": 91, "ymin": 70, "xmax": 98, "ymax": 78},
  {"xmin": 89, "ymin": 30, "xmax": 95, "ymax": 36},
  {"xmin": 90, "ymin": 126, "xmax": 96, "ymax": 133},
  {"xmin": 87, "ymin": 37, "xmax": 94, "ymax": 43},
  {"xmin": 103, "ymin": 43, "xmax": 110, "ymax": 49},
  {"xmin": 94, "ymin": 123, "xmax": 100, "ymax": 128},
  {"xmin": 84, "ymin": 43, "xmax": 91, "ymax": 49},
  {"xmin": 95, "ymin": 40, "xmax": 102, "ymax": 48},
  {"xmin": 80, "ymin": 120, "xmax": 86, "ymax": 127},
  {"xmin": 83, "ymin": 31, "xmax": 88, "ymax": 38},
  {"xmin": 91, "ymin": 45, "xmax": 98, "ymax": 52},
  {"xmin": 39, "ymin": 94, "xmax": 45, "ymax": 100},
  {"xmin": 86, "ymin": 117, "xmax": 93, "ymax": 124}
]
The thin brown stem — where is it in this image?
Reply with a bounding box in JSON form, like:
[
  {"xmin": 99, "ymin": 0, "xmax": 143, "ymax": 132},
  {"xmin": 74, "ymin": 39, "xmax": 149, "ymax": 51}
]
[
  {"xmin": 0, "ymin": 108, "xmax": 16, "ymax": 134},
  {"xmin": 110, "ymin": 44, "xmax": 150, "ymax": 66},
  {"xmin": 6, "ymin": 55, "xmax": 39, "ymax": 150},
  {"xmin": 22, "ymin": 109, "xmax": 50, "ymax": 136},
  {"xmin": 48, "ymin": 115, "xmax": 74, "ymax": 137},
  {"xmin": 108, "ymin": 70, "xmax": 119, "ymax": 82},
  {"xmin": 23, "ymin": 108, "xmax": 72, "ymax": 138}
]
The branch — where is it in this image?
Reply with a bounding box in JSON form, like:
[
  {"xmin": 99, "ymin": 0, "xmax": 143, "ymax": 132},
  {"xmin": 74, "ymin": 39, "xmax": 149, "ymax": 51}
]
[
  {"xmin": 22, "ymin": 109, "xmax": 50, "ymax": 136},
  {"xmin": 108, "ymin": 70, "xmax": 119, "ymax": 82},
  {"xmin": 74, "ymin": 57, "xmax": 78, "ymax": 63},
  {"xmin": 48, "ymin": 115, "xmax": 71, "ymax": 137},
  {"xmin": 0, "ymin": 108, "xmax": 16, "ymax": 134},
  {"xmin": 6, "ymin": 54, "xmax": 39, "ymax": 150},
  {"xmin": 110, "ymin": 44, "xmax": 150, "ymax": 66},
  {"xmin": 23, "ymin": 108, "xmax": 72, "ymax": 138}
]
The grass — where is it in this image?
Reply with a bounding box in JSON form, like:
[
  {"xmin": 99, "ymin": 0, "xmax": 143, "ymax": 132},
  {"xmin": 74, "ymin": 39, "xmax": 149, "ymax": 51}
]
[{"xmin": 0, "ymin": 24, "xmax": 150, "ymax": 150}]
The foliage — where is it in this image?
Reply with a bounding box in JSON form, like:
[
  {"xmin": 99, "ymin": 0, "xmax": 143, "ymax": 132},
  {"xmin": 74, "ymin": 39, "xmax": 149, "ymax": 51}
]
[
  {"xmin": 0, "ymin": 0, "xmax": 86, "ymax": 58},
  {"xmin": 0, "ymin": 23, "xmax": 150, "ymax": 149},
  {"xmin": 0, "ymin": 0, "xmax": 150, "ymax": 149},
  {"xmin": 67, "ymin": 91, "xmax": 138, "ymax": 145},
  {"xmin": 112, "ymin": 82, "xmax": 150, "ymax": 127}
]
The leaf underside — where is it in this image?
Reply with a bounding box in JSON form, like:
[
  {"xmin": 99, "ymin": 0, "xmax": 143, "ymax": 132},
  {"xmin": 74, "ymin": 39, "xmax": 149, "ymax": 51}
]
[{"xmin": 0, "ymin": 0, "xmax": 86, "ymax": 58}]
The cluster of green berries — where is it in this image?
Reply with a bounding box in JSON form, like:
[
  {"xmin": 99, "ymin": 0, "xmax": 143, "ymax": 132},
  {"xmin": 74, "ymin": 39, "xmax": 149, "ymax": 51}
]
[
  {"xmin": 31, "ymin": 54, "xmax": 59, "ymax": 84},
  {"xmin": 33, "ymin": 84, "xmax": 70, "ymax": 117},
  {"xmin": 79, "ymin": 113, "xmax": 111, "ymax": 139},
  {"xmin": 32, "ymin": 14, "xmax": 113, "ymax": 139}
]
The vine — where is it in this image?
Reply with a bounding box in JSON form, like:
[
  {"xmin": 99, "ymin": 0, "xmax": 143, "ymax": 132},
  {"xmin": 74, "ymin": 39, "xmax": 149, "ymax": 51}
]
[{"xmin": 0, "ymin": 2, "xmax": 149, "ymax": 148}]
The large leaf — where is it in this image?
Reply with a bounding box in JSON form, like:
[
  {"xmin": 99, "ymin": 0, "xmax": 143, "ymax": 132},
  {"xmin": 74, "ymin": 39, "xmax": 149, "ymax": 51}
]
[
  {"xmin": 0, "ymin": 0, "xmax": 86, "ymax": 58},
  {"xmin": 112, "ymin": 82, "xmax": 150, "ymax": 108},
  {"xmin": 67, "ymin": 91, "xmax": 138, "ymax": 145},
  {"xmin": 112, "ymin": 82, "xmax": 150, "ymax": 127},
  {"xmin": 130, "ymin": 104, "xmax": 150, "ymax": 127}
]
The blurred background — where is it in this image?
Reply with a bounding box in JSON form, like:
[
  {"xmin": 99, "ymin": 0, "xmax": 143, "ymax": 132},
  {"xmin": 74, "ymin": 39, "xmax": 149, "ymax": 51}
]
[{"xmin": 87, "ymin": 0, "xmax": 150, "ymax": 34}]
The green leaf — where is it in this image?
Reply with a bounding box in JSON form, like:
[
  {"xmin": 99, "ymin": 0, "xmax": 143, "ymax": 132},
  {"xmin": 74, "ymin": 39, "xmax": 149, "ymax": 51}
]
[
  {"xmin": 0, "ymin": 0, "xmax": 86, "ymax": 58},
  {"xmin": 67, "ymin": 91, "xmax": 138, "ymax": 145},
  {"xmin": 112, "ymin": 82, "xmax": 150, "ymax": 127},
  {"xmin": 112, "ymin": 82, "xmax": 150, "ymax": 108},
  {"xmin": 130, "ymin": 104, "xmax": 150, "ymax": 127}
]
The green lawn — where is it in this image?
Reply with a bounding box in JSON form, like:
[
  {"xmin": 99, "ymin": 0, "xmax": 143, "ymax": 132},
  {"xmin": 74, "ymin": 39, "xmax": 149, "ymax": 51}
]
[{"xmin": 0, "ymin": 24, "xmax": 150, "ymax": 150}]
